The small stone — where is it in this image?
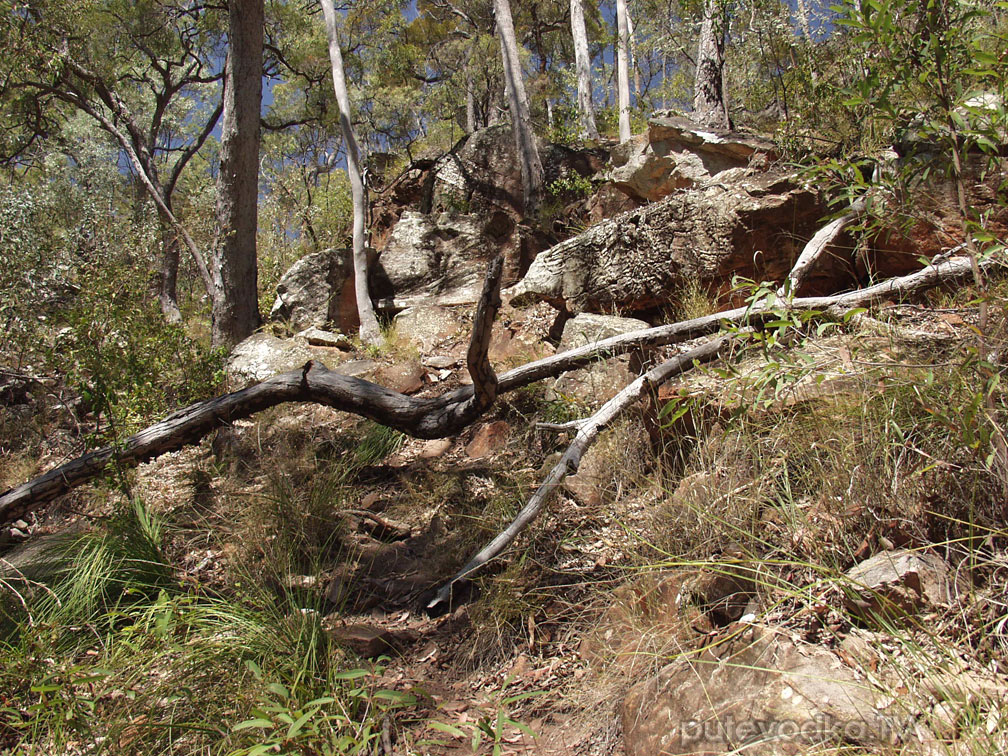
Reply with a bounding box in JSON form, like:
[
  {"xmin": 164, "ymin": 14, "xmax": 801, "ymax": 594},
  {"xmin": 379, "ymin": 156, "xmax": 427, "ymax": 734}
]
[
  {"xmin": 298, "ymin": 326, "xmax": 352, "ymax": 349},
  {"xmin": 377, "ymin": 361, "xmax": 425, "ymax": 394},
  {"xmin": 465, "ymin": 421, "xmax": 510, "ymax": 459},
  {"xmin": 328, "ymin": 624, "xmax": 415, "ymax": 658},
  {"xmin": 424, "ymin": 355, "xmax": 456, "ymax": 369},
  {"xmin": 420, "ymin": 438, "xmax": 453, "ymax": 459}
]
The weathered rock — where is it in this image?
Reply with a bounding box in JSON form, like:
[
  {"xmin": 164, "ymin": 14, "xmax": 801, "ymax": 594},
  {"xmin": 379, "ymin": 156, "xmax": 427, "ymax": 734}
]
[
  {"xmin": 227, "ymin": 333, "xmax": 314, "ymax": 384},
  {"xmin": 843, "ymin": 549, "xmax": 964, "ymax": 623},
  {"xmin": 376, "ymin": 361, "xmax": 425, "ymax": 395},
  {"xmin": 465, "ymin": 420, "xmax": 511, "ymax": 459},
  {"xmin": 297, "ymin": 326, "xmax": 352, "ymax": 350},
  {"xmin": 559, "ymin": 313, "xmax": 650, "ymax": 350},
  {"xmin": 269, "ymin": 248, "xmax": 356, "ymax": 332},
  {"xmin": 431, "ymin": 125, "xmax": 605, "ymax": 221},
  {"xmin": 610, "ymin": 115, "xmax": 778, "ymax": 202},
  {"xmin": 507, "ymin": 172, "xmax": 828, "ymax": 315},
  {"xmin": 328, "ymin": 623, "xmax": 415, "ymax": 658},
  {"xmin": 419, "ymin": 438, "xmax": 453, "ymax": 459},
  {"xmin": 623, "ymin": 624, "xmax": 911, "ymax": 756},
  {"xmin": 586, "ymin": 182, "xmax": 641, "ymax": 223},
  {"xmin": 373, "ymin": 210, "xmax": 515, "ymax": 308},
  {"xmin": 562, "ymin": 443, "xmax": 608, "ymax": 508},
  {"xmin": 394, "ymin": 304, "xmax": 464, "ymax": 354}
]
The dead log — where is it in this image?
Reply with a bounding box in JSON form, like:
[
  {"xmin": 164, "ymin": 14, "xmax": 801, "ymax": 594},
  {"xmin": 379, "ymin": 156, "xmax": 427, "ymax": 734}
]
[
  {"xmin": 427, "ymin": 333, "xmax": 734, "ymax": 610},
  {"xmin": 427, "ymin": 253, "xmax": 1003, "ymax": 605},
  {"xmin": 778, "ymin": 198, "xmax": 866, "ymax": 297},
  {"xmin": 1, "ymin": 254, "xmax": 995, "ymax": 526}
]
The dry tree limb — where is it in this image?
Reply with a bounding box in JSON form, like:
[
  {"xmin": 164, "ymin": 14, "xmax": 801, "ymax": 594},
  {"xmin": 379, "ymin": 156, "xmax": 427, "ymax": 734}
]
[
  {"xmin": 427, "ymin": 253, "xmax": 1004, "ymax": 608},
  {"xmin": 427, "ymin": 334, "xmax": 733, "ymax": 610},
  {"xmin": 1, "ymin": 254, "xmax": 995, "ymax": 526},
  {"xmin": 778, "ymin": 198, "xmax": 866, "ymax": 297},
  {"xmin": 0, "ymin": 257, "xmax": 504, "ymax": 525}
]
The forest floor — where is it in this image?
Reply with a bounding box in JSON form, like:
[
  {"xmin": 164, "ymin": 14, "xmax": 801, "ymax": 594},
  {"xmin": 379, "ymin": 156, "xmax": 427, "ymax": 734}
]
[{"xmin": 3, "ymin": 282, "xmax": 1008, "ymax": 755}]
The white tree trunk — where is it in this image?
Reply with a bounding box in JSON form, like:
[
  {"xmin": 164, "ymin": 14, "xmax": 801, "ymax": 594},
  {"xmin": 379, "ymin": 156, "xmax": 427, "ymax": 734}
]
[
  {"xmin": 570, "ymin": 0, "xmax": 600, "ymax": 140},
  {"xmin": 627, "ymin": 9, "xmax": 641, "ymax": 97},
  {"xmin": 492, "ymin": 0, "xmax": 544, "ymax": 215},
  {"xmin": 212, "ymin": 0, "xmax": 263, "ymax": 349},
  {"xmin": 321, "ymin": 0, "xmax": 381, "ymax": 345},
  {"xmin": 616, "ymin": 0, "xmax": 632, "ymax": 142},
  {"xmin": 693, "ymin": 0, "xmax": 731, "ymax": 129}
]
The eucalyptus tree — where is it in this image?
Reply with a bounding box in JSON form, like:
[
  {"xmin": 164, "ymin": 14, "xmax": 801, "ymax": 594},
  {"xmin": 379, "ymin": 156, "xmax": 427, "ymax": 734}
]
[
  {"xmin": 213, "ymin": 0, "xmax": 264, "ymax": 348},
  {"xmin": 615, "ymin": 0, "xmax": 632, "ymax": 140},
  {"xmin": 320, "ymin": 0, "xmax": 382, "ymax": 345},
  {"xmin": 0, "ymin": 0, "xmax": 225, "ymax": 322},
  {"xmin": 693, "ymin": 0, "xmax": 731, "ymax": 128},
  {"xmin": 570, "ymin": 0, "xmax": 600, "ymax": 139},
  {"xmin": 492, "ymin": 0, "xmax": 544, "ymax": 215}
]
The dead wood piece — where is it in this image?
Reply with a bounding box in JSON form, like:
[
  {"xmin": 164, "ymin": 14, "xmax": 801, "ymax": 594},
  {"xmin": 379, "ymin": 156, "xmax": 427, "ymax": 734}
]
[
  {"xmin": 1, "ymin": 254, "xmax": 996, "ymax": 526},
  {"xmin": 427, "ymin": 334, "xmax": 733, "ymax": 610},
  {"xmin": 0, "ymin": 257, "xmax": 504, "ymax": 526},
  {"xmin": 778, "ymin": 198, "xmax": 866, "ymax": 297}
]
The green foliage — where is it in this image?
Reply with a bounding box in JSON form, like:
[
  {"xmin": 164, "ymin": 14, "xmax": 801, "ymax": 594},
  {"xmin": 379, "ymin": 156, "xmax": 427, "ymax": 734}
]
[
  {"xmin": 427, "ymin": 678, "xmax": 541, "ymax": 755},
  {"xmin": 228, "ymin": 660, "xmax": 416, "ymax": 756},
  {"xmin": 53, "ymin": 264, "xmax": 225, "ymax": 442}
]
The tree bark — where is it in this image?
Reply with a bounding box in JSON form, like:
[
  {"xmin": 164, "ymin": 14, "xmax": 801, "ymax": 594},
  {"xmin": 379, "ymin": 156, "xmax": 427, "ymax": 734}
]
[
  {"xmin": 321, "ymin": 0, "xmax": 382, "ymax": 345},
  {"xmin": 157, "ymin": 212, "xmax": 183, "ymax": 324},
  {"xmin": 627, "ymin": 9, "xmax": 641, "ymax": 98},
  {"xmin": 570, "ymin": 0, "xmax": 600, "ymax": 141},
  {"xmin": 615, "ymin": 0, "xmax": 632, "ymax": 142},
  {"xmin": 212, "ymin": 0, "xmax": 264, "ymax": 350},
  {"xmin": 492, "ymin": 0, "xmax": 545, "ymax": 216},
  {"xmin": 693, "ymin": 0, "xmax": 731, "ymax": 129}
]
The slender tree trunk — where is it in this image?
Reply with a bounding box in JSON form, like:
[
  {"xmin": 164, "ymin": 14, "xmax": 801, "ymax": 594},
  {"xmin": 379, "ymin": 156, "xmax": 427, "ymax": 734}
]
[
  {"xmin": 570, "ymin": 0, "xmax": 600, "ymax": 140},
  {"xmin": 693, "ymin": 0, "xmax": 731, "ymax": 129},
  {"xmin": 616, "ymin": 0, "xmax": 632, "ymax": 142},
  {"xmin": 627, "ymin": 9, "xmax": 641, "ymax": 97},
  {"xmin": 321, "ymin": 0, "xmax": 381, "ymax": 345},
  {"xmin": 212, "ymin": 0, "xmax": 263, "ymax": 350},
  {"xmin": 465, "ymin": 64, "xmax": 476, "ymax": 134},
  {"xmin": 157, "ymin": 210, "xmax": 183, "ymax": 323},
  {"xmin": 492, "ymin": 0, "xmax": 544, "ymax": 216},
  {"xmin": 794, "ymin": 0, "xmax": 818, "ymax": 84}
]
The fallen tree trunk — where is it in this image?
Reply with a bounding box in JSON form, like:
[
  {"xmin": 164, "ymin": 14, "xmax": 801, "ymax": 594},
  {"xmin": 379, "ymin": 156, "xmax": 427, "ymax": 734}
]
[
  {"xmin": 778, "ymin": 198, "xmax": 866, "ymax": 297},
  {"xmin": 1, "ymin": 255, "xmax": 994, "ymax": 525},
  {"xmin": 427, "ymin": 333, "xmax": 734, "ymax": 609}
]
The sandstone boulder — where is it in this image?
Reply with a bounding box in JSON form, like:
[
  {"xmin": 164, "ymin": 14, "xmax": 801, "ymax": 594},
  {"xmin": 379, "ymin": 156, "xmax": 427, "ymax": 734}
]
[
  {"xmin": 559, "ymin": 313, "xmax": 650, "ymax": 350},
  {"xmin": 610, "ymin": 114, "xmax": 778, "ymax": 202},
  {"xmin": 269, "ymin": 248, "xmax": 356, "ymax": 333},
  {"xmin": 508, "ymin": 173, "xmax": 828, "ymax": 315},
  {"xmin": 843, "ymin": 549, "xmax": 965, "ymax": 624},
  {"xmin": 623, "ymin": 624, "xmax": 912, "ymax": 756},
  {"xmin": 373, "ymin": 210, "xmax": 515, "ymax": 309},
  {"xmin": 227, "ymin": 333, "xmax": 314, "ymax": 384},
  {"xmin": 393, "ymin": 304, "xmax": 465, "ymax": 354}
]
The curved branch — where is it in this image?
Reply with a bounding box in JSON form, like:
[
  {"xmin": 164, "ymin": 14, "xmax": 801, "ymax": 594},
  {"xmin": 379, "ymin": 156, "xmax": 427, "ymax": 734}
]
[
  {"xmin": 1, "ymin": 254, "xmax": 995, "ymax": 526},
  {"xmin": 778, "ymin": 198, "xmax": 866, "ymax": 297},
  {"xmin": 427, "ymin": 333, "xmax": 734, "ymax": 610},
  {"xmin": 0, "ymin": 257, "xmax": 504, "ymax": 525}
]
